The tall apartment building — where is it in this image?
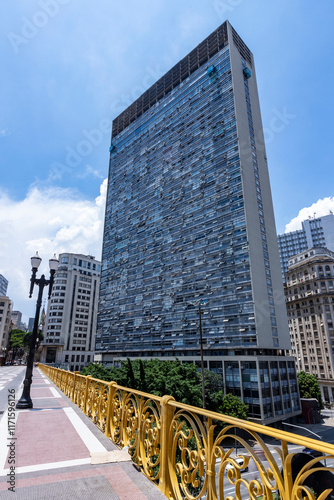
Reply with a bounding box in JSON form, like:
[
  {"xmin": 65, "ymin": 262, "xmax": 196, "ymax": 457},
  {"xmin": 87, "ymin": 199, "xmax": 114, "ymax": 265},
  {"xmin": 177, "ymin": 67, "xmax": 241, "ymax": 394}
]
[
  {"xmin": 0, "ymin": 296, "xmax": 12, "ymax": 365},
  {"xmin": 11, "ymin": 310, "xmax": 23, "ymax": 330},
  {"xmin": 40, "ymin": 253, "xmax": 101, "ymax": 371},
  {"xmin": 0, "ymin": 274, "xmax": 8, "ymax": 296},
  {"xmin": 96, "ymin": 21, "xmax": 300, "ymax": 423},
  {"xmin": 278, "ymin": 213, "xmax": 334, "ymax": 281},
  {"xmin": 285, "ymin": 247, "xmax": 334, "ymax": 403}
]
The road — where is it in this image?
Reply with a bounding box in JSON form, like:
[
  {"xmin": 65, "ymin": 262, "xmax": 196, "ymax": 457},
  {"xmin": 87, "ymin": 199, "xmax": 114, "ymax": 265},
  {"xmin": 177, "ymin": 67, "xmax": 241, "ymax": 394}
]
[
  {"xmin": 213, "ymin": 428, "xmax": 334, "ymax": 499},
  {"xmin": 0, "ymin": 366, "xmax": 26, "ymax": 419}
]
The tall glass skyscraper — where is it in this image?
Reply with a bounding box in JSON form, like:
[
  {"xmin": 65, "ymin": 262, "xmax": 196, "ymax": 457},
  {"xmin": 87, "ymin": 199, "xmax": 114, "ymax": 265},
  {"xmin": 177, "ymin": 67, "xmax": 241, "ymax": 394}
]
[{"xmin": 96, "ymin": 21, "xmax": 300, "ymax": 423}]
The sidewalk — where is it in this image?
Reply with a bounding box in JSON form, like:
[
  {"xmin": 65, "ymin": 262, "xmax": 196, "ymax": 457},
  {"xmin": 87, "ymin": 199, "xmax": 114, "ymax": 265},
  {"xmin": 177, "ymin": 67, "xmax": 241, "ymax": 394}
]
[
  {"xmin": 0, "ymin": 368, "xmax": 167, "ymax": 499},
  {"xmin": 281, "ymin": 414, "xmax": 334, "ymax": 441}
]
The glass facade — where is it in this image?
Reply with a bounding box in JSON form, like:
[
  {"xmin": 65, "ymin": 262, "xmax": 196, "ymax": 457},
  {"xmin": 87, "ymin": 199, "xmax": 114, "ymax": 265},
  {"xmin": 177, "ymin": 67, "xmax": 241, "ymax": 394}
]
[
  {"xmin": 97, "ymin": 21, "xmax": 300, "ymax": 423},
  {"xmin": 98, "ymin": 42, "xmax": 258, "ymax": 354}
]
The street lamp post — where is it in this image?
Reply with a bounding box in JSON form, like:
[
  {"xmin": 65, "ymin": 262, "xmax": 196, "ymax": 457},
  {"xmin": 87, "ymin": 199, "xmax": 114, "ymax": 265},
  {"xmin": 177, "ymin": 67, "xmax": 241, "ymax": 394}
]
[
  {"xmin": 16, "ymin": 252, "xmax": 58, "ymax": 409},
  {"xmin": 189, "ymin": 299, "xmax": 209, "ymax": 410}
]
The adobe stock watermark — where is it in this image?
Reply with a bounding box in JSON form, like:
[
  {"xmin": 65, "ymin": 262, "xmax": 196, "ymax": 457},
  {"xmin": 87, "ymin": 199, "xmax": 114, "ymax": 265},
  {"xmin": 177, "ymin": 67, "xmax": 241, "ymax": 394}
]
[
  {"xmin": 7, "ymin": 389, "xmax": 16, "ymax": 493},
  {"xmin": 263, "ymin": 107, "xmax": 296, "ymax": 144},
  {"xmin": 49, "ymin": 64, "xmax": 165, "ymax": 179},
  {"xmin": 213, "ymin": 0, "xmax": 244, "ymax": 20},
  {"xmin": 7, "ymin": 0, "xmax": 71, "ymax": 54}
]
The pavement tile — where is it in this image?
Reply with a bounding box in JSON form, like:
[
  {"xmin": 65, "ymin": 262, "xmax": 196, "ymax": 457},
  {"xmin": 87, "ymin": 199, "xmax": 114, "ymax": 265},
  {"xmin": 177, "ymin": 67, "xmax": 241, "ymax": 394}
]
[
  {"xmin": 0, "ymin": 474, "xmax": 119, "ymax": 499},
  {"xmin": 0, "ymin": 465, "xmax": 150, "ymax": 499},
  {"xmin": 29, "ymin": 398, "xmax": 69, "ymax": 408},
  {"xmin": 30, "ymin": 387, "xmax": 54, "ymax": 398},
  {"xmin": 10, "ymin": 407, "xmax": 90, "ymax": 467}
]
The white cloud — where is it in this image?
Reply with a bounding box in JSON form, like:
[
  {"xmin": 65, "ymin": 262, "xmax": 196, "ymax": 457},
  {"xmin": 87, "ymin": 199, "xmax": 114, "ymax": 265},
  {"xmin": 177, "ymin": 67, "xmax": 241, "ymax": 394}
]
[
  {"xmin": 76, "ymin": 164, "xmax": 104, "ymax": 180},
  {"xmin": 285, "ymin": 197, "xmax": 334, "ymax": 232},
  {"xmin": 0, "ymin": 179, "xmax": 107, "ymax": 321}
]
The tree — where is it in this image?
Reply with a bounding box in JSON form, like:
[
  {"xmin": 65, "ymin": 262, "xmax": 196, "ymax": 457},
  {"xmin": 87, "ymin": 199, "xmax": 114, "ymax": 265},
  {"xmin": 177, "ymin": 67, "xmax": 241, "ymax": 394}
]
[
  {"xmin": 139, "ymin": 359, "xmax": 147, "ymax": 392},
  {"xmin": 80, "ymin": 363, "xmax": 119, "ymax": 382},
  {"xmin": 8, "ymin": 329, "xmax": 44, "ymax": 363},
  {"xmin": 23, "ymin": 330, "xmax": 44, "ymax": 349},
  {"xmin": 126, "ymin": 357, "xmax": 137, "ymax": 389},
  {"xmin": 216, "ymin": 393, "xmax": 249, "ymax": 420},
  {"xmin": 8, "ymin": 329, "xmax": 26, "ymax": 351},
  {"xmin": 81, "ymin": 360, "xmax": 251, "ymax": 418},
  {"xmin": 82, "ymin": 358, "xmax": 203, "ymax": 407},
  {"xmin": 297, "ymin": 371, "xmax": 323, "ymax": 409},
  {"xmin": 81, "ymin": 359, "xmax": 251, "ymax": 419},
  {"xmin": 8, "ymin": 329, "xmax": 28, "ymax": 362},
  {"xmin": 204, "ymin": 369, "xmax": 224, "ymax": 411}
]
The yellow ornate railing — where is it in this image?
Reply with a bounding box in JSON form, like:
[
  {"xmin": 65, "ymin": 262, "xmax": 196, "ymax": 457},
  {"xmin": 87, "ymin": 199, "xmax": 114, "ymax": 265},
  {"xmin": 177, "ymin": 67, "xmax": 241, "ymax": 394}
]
[{"xmin": 38, "ymin": 364, "xmax": 334, "ymax": 500}]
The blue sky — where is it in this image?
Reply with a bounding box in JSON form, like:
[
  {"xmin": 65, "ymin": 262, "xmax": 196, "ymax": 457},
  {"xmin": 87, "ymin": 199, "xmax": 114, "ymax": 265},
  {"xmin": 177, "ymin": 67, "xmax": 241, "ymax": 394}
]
[{"xmin": 1, "ymin": 0, "xmax": 334, "ymax": 319}]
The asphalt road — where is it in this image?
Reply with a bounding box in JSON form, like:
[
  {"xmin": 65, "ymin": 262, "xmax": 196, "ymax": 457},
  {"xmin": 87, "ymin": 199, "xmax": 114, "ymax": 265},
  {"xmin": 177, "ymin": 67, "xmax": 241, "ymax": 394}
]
[{"xmin": 0, "ymin": 366, "xmax": 26, "ymax": 419}]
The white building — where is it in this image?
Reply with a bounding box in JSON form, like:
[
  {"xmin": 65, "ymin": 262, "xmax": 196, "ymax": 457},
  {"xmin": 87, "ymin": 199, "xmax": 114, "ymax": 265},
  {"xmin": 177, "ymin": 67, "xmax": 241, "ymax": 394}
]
[
  {"xmin": 278, "ymin": 213, "xmax": 334, "ymax": 281},
  {"xmin": 285, "ymin": 247, "xmax": 334, "ymax": 403},
  {"xmin": 40, "ymin": 253, "xmax": 101, "ymax": 371}
]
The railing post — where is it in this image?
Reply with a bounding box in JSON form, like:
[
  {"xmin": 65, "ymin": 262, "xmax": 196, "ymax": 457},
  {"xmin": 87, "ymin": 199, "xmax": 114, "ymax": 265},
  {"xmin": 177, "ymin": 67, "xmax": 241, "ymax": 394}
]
[
  {"xmin": 72, "ymin": 371, "xmax": 79, "ymax": 402},
  {"xmin": 159, "ymin": 395, "xmax": 175, "ymax": 498},
  {"xmin": 105, "ymin": 382, "xmax": 117, "ymax": 438},
  {"xmin": 64, "ymin": 370, "xmax": 69, "ymax": 396},
  {"xmin": 60, "ymin": 369, "xmax": 64, "ymax": 389},
  {"xmin": 84, "ymin": 375, "xmax": 91, "ymax": 415}
]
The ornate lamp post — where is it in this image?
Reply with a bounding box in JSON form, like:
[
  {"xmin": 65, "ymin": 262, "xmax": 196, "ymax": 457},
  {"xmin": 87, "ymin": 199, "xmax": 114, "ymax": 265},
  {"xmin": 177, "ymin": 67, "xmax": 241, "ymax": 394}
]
[{"xmin": 16, "ymin": 252, "xmax": 59, "ymax": 409}]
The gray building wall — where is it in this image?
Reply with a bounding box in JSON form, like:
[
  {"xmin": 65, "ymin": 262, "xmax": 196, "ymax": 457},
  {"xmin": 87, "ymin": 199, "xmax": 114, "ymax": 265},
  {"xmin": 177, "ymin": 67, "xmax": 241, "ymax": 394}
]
[{"xmin": 228, "ymin": 27, "xmax": 289, "ymax": 349}]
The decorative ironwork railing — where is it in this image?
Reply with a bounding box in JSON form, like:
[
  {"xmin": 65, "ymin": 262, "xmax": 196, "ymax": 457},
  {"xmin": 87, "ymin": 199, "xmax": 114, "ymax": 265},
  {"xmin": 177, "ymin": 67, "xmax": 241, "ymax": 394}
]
[{"xmin": 38, "ymin": 364, "xmax": 334, "ymax": 500}]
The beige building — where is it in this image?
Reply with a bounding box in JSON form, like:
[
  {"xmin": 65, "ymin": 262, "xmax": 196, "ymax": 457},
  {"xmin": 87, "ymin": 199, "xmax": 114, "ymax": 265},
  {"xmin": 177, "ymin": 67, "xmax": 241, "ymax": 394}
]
[
  {"xmin": 0, "ymin": 296, "xmax": 12, "ymax": 364},
  {"xmin": 285, "ymin": 247, "xmax": 334, "ymax": 403},
  {"xmin": 40, "ymin": 253, "xmax": 101, "ymax": 371}
]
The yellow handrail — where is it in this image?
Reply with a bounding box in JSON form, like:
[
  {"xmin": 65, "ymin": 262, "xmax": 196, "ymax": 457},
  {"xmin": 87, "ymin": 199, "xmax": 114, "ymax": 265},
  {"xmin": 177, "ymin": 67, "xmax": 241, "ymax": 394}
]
[{"xmin": 38, "ymin": 364, "xmax": 334, "ymax": 500}]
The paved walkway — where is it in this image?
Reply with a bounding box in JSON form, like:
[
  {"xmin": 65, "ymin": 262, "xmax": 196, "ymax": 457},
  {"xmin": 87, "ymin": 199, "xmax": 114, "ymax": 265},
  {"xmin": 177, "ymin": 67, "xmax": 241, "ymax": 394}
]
[{"xmin": 0, "ymin": 367, "xmax": 167, "ymax": 499}]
